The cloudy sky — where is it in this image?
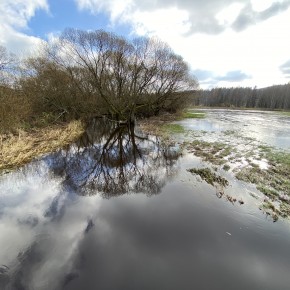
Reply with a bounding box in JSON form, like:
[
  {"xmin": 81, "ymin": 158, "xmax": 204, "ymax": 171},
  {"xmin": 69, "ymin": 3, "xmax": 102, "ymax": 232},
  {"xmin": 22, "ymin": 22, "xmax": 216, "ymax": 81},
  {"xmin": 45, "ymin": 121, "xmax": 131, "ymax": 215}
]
[{"xmin": 1, "ymin": 0, "xmax": 290, "ymax": 88}]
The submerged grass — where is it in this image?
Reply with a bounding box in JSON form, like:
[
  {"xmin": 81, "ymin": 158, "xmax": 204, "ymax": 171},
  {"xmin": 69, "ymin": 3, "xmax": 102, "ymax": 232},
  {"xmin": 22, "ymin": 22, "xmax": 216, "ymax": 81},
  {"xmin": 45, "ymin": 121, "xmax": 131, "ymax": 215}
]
[
  {"xmin": 234, "ymin": 148, "xmax": 290, "ymax": 220},
  {"xmin": 187, "ymin": 140, "xmax": 233, "ymax": 165},
  {"xmin": 0, "ymin": 120, "xmax": 85, "ymax": 173},
  {"xmin": 184, "ymin": 133, "xmax": 290, "ymax": 220},
  {"xmin": 141, "ymin": 112, "xmax": 290, "ymax": 221},
  {"xmin": 187, "ymin": 167, "xmax": 229, "ymax": 187}
]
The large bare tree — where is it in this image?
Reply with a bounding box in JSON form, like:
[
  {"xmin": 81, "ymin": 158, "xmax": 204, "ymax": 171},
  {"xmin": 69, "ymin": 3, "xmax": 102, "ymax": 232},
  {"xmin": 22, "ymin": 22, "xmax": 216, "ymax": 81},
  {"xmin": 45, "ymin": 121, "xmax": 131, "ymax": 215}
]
[{"xmin": 47, "ymin": 29, "xmax": 198, "ymax": 122}]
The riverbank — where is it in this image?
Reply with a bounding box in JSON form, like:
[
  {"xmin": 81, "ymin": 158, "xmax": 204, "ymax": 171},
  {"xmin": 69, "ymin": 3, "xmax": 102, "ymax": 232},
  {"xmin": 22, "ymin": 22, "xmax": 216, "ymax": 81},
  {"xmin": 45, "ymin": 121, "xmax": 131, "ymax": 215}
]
[
  {"xmin": 0, "ymin": 112, "xmax": 181, "ymax": 174},
  {"xmin": 0, "ymin": 120, "xmax": 85, "ymax": 173},
  {"xmin": 139, "ymin": 110, "xmax": 205, "ymax": 138}
]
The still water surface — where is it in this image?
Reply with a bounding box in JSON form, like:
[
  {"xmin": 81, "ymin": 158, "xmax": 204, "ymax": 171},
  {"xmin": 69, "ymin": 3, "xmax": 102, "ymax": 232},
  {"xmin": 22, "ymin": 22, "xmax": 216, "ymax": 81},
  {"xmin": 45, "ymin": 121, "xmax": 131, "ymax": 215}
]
[
  {"xmin": 179, "ymin": 109, "xmax": 290, "ymax": 150},
  {"xmin": 1, "ymin": 114, "xmax": 290, "ymax": 290}
]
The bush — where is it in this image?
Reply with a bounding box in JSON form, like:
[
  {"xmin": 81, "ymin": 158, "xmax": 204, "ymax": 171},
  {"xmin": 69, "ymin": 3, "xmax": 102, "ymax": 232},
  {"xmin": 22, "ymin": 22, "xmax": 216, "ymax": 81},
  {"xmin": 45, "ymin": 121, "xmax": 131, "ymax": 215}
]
[{"xmin": 0, "ymin": 86, "xmax": 31, "ymax": 133}]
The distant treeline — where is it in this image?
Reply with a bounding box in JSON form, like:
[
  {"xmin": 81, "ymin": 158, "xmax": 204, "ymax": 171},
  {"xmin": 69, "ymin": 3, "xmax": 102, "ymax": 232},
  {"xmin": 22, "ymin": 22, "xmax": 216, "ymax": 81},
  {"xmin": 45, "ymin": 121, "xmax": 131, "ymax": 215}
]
[{"xmin": 194, "ymin": 84, "xmax": 290, "ymax": 110}]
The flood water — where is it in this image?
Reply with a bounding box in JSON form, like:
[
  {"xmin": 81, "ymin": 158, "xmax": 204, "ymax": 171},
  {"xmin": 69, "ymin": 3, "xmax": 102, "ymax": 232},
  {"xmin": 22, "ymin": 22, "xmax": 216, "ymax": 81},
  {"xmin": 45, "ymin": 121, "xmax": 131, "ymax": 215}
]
[
  {"xmin": 1, "ymin": 113, "xmax": 290, "ymax": 290},
  {"xmin": 178, "ymin": 109, "xmax": 290, "ymax": 150}
]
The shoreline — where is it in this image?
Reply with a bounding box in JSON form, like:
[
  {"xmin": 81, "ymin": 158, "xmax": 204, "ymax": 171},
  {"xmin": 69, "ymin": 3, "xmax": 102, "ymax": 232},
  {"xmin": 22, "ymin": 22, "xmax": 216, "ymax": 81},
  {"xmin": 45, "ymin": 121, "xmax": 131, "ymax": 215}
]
[{"xmin": 0, "ymin": 120, "xmax": 85, "ymax": 174}]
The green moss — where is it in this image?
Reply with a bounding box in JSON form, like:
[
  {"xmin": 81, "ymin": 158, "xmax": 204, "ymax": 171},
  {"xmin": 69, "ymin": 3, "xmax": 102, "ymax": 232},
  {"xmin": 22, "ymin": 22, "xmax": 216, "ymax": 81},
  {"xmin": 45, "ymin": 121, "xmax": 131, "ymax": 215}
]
[{"xmin": 187, "ymin": 167, "xmax": 229, "ymax": 187}]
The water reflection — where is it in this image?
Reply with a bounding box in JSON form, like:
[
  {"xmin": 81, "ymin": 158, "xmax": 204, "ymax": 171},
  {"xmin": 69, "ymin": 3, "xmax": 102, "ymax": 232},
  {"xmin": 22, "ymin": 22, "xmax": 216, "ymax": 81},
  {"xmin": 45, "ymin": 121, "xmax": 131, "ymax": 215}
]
[
  {"xmin": 0, "ymin": 119, "xmax": 182, "ymax": 290},
  {"xmin": 1, "ymin": 117, "xmax": 290, "ymax": 290},
  {"xmin": 48, "ymin": 118, "xmax": 180, "ymax": 197}
]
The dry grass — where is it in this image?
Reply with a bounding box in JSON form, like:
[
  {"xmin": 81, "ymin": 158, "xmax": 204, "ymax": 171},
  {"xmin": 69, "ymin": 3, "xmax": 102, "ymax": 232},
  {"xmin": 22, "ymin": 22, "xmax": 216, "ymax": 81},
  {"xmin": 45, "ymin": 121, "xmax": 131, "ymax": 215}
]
[{"xmin": 0, "ymin": 120, "xmax": 85, "ymax": 172}]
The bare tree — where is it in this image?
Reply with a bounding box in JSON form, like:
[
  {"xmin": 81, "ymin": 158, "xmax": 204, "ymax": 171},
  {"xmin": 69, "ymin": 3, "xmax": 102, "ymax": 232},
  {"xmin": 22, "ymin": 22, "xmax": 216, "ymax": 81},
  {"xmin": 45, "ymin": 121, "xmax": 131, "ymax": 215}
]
[
  {"xmin": 0, "ymin": 45, "xmax": 17, "ymax": 85},
  {"xmin": 46, "ymin": 29, "xmax": 198, "ymax": 122},
  {"xmin": 0, "ymin": 46, "xmax": 14, "ymax": 70}
]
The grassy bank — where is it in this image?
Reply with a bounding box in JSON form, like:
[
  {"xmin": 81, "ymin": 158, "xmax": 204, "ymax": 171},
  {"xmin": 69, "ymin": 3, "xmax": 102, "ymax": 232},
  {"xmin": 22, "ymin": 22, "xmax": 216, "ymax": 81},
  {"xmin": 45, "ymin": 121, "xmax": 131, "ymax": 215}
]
[
  {"xmin": 139, "ymin": 109, "xmax": 205, "ymax": 136},
  {"xmin": 0, "ymin": 109, "xmax": 192, "ymax": 173},
  {"xmin": 0, "ymin": 120, "xmax": 85, "ymax": 173}
]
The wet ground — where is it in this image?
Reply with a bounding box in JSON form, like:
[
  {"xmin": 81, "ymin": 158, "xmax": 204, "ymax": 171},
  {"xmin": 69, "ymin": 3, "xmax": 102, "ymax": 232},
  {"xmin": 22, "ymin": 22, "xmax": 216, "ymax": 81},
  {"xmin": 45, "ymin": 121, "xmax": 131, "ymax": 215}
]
[
  {"xmin": 1, "ymin": 112, "xmax": 290, "ymax": 290},
  {"xmin": 177, "ymin": 109, "xmax": 290, "ymax": 150}
]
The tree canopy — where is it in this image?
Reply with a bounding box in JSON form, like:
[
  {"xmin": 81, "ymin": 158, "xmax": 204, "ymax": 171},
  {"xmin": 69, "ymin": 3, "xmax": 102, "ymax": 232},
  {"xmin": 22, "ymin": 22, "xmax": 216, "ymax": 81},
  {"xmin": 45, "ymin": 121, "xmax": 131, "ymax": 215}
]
[{"xmin": 46, "ymin": 28, "xmax": 198, "ymax": 121}]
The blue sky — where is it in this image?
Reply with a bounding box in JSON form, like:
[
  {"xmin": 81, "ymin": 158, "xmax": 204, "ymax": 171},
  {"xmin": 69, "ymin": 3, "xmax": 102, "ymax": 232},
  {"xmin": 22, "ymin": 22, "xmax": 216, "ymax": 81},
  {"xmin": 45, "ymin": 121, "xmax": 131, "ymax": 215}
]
[
  {"xmin": 1, "ymin": 0, "xmax": 290, "ymax": 88},
  {"xmin": 26, "ymin": 0, "xmax": 131, "ymax": 39}
]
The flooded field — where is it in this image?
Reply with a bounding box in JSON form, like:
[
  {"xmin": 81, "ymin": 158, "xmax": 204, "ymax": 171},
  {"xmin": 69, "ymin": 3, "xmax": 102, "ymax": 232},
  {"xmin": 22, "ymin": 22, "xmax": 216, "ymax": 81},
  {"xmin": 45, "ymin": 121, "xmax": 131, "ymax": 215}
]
[
  {"xmin": 178, "ymin": 109, "xmax": 290, "ymax": 150},
  {"xmin": 1, "ymin": 111, "xmax": 290, "ymax": 290}
]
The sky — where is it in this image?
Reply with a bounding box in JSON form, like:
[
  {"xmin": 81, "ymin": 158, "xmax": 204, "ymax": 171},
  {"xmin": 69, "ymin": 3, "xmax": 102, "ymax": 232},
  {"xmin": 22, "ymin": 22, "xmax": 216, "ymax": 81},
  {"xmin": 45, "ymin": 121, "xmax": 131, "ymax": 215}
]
[{"xmin": 0, "ymin": 0, "xmax": 290, "ymax": 89}]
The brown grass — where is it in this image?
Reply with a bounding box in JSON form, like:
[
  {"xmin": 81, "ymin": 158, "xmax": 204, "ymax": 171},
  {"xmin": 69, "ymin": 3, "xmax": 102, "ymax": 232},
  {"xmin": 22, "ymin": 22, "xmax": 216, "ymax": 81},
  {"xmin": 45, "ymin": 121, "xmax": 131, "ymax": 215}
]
[{"xmin": 0, "ymin": 120, "xmax": 85, "ymax": 172}]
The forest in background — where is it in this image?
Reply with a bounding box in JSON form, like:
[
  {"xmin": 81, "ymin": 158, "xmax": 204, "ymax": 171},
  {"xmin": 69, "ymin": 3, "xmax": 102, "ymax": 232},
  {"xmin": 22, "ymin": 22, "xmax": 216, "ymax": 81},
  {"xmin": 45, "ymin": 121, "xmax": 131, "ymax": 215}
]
[{"xmin": 194, "ymin": 84, "xmax": 290, "ymax": 109}]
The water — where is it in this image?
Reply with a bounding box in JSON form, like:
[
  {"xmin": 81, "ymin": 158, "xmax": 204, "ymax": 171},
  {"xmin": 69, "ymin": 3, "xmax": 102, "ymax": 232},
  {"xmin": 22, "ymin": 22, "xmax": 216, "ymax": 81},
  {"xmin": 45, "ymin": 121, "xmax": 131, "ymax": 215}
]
[
  {"xmin": 1, "ymin": 115, "xmax": 290, "ymax": 290},
  {"xmin": 178, "ymin": 109, "xmax": 290, "ymax": 150}
]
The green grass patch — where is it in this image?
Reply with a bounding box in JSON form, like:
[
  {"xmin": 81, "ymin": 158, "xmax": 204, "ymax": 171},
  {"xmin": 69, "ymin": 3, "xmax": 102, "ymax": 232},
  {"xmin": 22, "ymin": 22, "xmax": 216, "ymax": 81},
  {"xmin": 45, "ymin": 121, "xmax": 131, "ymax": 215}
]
[
  {"xmin": 280, "ymin": 202, "xmax": 290, "ymax": 218},
  {"xmin": 162, "ymin": 123, "xmax": 185, "ymax": 133},
  {"xmin": 258, "ymin": 144, "xmax": 273, "ymax": 153},
  {"xmin": 257, "ymin": 186, "xmax": 279, "ymax": 200},
  {"xmin": 235, "ymin": 146, "xmax": 290, "ymax": 219},
  {"xmin": 261, "ymin": 201, "xmax": 276, "ymax": 212},
  {"xmin": 278, "ymin": 111, "xmax": 290, "ymax": 117},
  {"xmin": 266, "ymin": 151, "xmax": 290, "ymax": 167},
  {"xmin": 181, "ymin": 111, "xmax": 206, "ymax": 119}
]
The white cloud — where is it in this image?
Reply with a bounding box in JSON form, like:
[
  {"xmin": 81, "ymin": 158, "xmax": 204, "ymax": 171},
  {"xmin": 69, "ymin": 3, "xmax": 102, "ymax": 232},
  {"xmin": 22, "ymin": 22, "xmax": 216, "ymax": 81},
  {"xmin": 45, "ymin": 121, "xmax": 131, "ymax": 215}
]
[
  {"xmin": 128, "ymin": 8, "xmax": 191, "ymax": 37},
  {"xmin": 2, "ymin": 0, "xmax": 290, "ymax": 88},
  {"xmin": 75, "ymin": 0, "xmax": 133, "ymax": 22},
  {"xmin": 75, "ymin": 0, "xmax": 290, "ymax": 88},
  {"xmin": 216, "ymin": 3, "xmax": 245, "ymax": 26},
  {"xmin": 0, "ymin": 0, "xmax": 48, "ymax": 54}
]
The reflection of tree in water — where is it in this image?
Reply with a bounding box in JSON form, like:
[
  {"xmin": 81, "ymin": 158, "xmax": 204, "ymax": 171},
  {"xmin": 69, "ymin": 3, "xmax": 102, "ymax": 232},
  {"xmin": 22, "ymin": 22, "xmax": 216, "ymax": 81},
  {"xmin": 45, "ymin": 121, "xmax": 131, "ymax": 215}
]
[{"xmin": 50, "ymin": 118, "xmax": 181, "ymax": 197}]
